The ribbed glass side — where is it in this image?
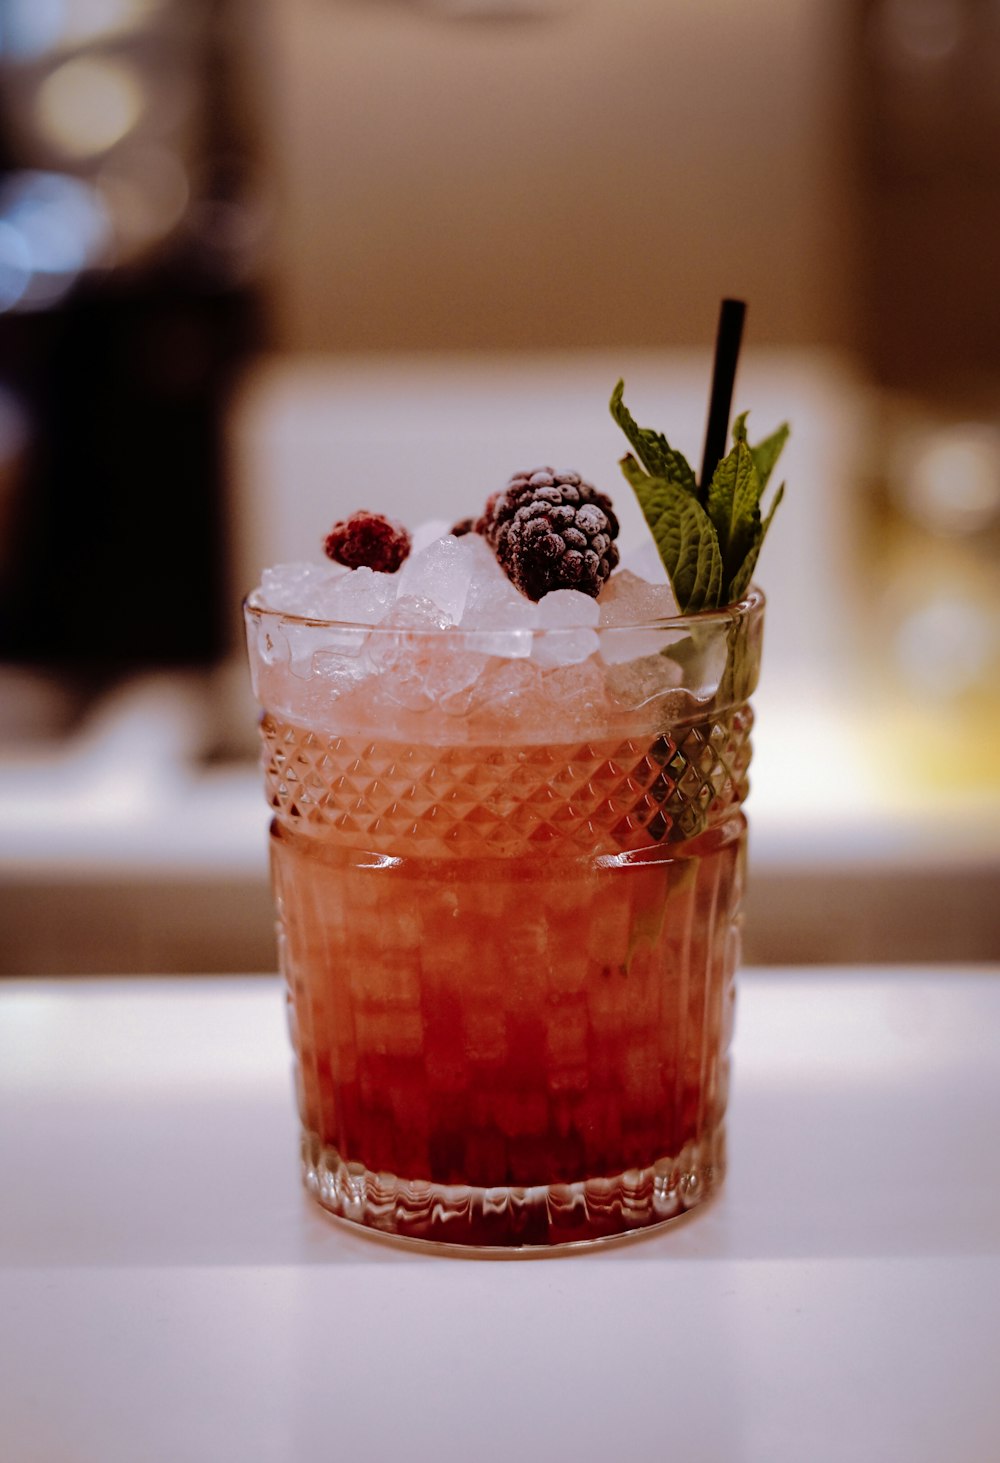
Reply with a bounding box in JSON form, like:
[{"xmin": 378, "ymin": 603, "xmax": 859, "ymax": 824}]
[
  {"xmin": 300, "ymin": 1128, "xmax": 727, "ymax": 1249},
  {"xmin": 268, "ymin": 718, "xmax": 746, "ymax": 1247}
]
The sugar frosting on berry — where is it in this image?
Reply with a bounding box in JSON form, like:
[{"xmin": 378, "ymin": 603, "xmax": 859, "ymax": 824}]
[
  {"xmin": 478, "ymin": 469, "xmax": 620, "ymax": 601},
  {"xmin": 324, "ymin": 510, "xmax": 411, "ymax": 573}
]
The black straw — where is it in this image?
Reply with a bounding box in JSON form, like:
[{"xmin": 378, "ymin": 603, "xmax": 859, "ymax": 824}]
[{"xmin": 698, "ymin": 298, "xmax": 746, "ymax": 499}]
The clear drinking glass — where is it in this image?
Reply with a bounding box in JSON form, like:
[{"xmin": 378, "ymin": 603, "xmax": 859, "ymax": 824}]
[{"xmin": 245, "ymin": 587, "xmax": 764, "ymax": 1249}]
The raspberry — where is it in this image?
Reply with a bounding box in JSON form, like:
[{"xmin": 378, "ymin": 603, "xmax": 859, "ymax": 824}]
[
  {"xmin": 478, "ymin": 469, "xmax": 620, "ymax": 601},
  {"xmin": 323, "ymin": 511, "xmax": 411, "ymax": 573},
  {"xmin": 449, "ymin": 516, "xmax": 476, "ymax": 537}
]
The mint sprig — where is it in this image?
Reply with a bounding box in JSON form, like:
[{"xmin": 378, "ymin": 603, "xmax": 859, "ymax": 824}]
[
  {"xmin": 611, "ymin": 380, "xmax": 789, "ymax": 613},
  {"xmin": 619, "ymin": 456, "xmax": 723, "ymax": 612},
  {"xmin": 610, "ymin": 380, "xmax": 698, "ymax": 496}
]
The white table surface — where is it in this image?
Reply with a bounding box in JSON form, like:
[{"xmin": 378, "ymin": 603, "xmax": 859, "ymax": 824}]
[{"xmin": 2, "ymin": 967, "xmax": 998, "ymax": 1463}]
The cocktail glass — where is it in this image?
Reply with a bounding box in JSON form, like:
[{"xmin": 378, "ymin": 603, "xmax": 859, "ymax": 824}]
[{"xmin": 245, "ymin": 588, "xmax": 764, "ymax": 1249}]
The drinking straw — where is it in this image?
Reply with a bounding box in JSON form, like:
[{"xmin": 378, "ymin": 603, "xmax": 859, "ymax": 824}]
[{"xmin": 698, "ymin": 297, "xmax": 746, "ymax": 501}]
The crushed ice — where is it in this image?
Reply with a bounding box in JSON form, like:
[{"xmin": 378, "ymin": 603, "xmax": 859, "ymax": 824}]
[{"xmin": 251, "ymin": 522, "xmax": 724, "ymax": 711}]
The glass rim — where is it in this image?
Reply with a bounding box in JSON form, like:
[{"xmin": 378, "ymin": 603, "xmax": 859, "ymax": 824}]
[{"xmin": 243, "ymin": 583, "xmax": 765, "ymax": 637}]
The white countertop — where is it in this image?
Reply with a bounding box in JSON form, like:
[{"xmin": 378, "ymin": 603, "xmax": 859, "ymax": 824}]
[{"xmin": 2, "ymin": 966, "xmax": 998, "ymax": 1462}]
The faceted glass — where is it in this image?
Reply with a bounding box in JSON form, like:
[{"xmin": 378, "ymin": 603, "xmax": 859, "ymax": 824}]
[{"xmin": 245, "ymin": 589, "xmax": 764, "ymax": 1248}]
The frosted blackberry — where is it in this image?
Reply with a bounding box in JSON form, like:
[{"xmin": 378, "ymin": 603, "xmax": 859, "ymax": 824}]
[
  {"xmin": 323, "ymin": 511, "xmax": 411, "ymax": 573},
  {"xmin": 479, "ymin": 469, "xmax": 620, "ymax": 601}
]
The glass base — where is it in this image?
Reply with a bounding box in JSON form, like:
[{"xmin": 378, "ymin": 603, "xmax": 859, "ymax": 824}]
[{"xmin": 301, "ymin": 1125, "xmax": 725, "ymax": 1251}]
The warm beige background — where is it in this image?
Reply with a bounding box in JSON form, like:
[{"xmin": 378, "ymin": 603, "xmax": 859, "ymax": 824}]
[{"xmin": 257, "ymin": 0, "xmax": 856, "ymax": 352}]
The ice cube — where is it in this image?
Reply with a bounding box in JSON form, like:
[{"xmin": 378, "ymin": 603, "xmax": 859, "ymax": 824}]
[
  {"xmin": 312, "ymin": 623, "xmax": 370, "ymax": 658},
  {"xmin": 531, "ymin": 589, "xmax": 600, "ymax": 666},
  {"xmin": 368, "ymin": 595, "xmax": 485, "ymax": 711},
  {"xmin": 365, "ymin": 594, "xmax": 448, "ymax": 710},
  {"xmin": 532, "ymin": 629, "xmax": 600, "ymax": 668},
  {"xmin": 396, "ymin": 534, "xmax": 474, "ymax": 625},
  {"xmin": 605, "ymin": 651, "xmax": 684, "ymax": 710},
  {"xmin": 599, "ymin": 570, "xmax": 679, "ymax": 626},
  {"xmin": 380, "ymin": 594, "xmax": 453, "ymax": 632},
  {"xmin": 618, "ymin": 538, "xmax": 672, "ymax": 585},
  {"xmin": 312, "ymin": 565, "xmax": 398, "ymax": 625},
  {"xmin": 540, "ymin": 660, "xmax": 610, "ymax": 730},
  {"xmin": 286, "ymin": 621, "xmax": 323, "ymax": 679},
  {"xmin": 309, "ymin": 647, "xmax": 371, "ymax": 695},
  {"xmin": 469, "ymin": 659, "xmax": 546, "ymax": 731},
  {"xmin": 419, "ymin": 646, "xmax": 488, "ymax": 711},
  {"xmin": 461, "ymin": 542, "xmax": 539, "ymax": 657},
  {"xmin": 409, "ymin": 518, "xmax": 453, "ymax": 555},
  {"xmin": 537, "ymin": 589, "xmax": 601, "ymax": 627},
  {"xmin": 598, "ymin": 569, "xmax": 682, "ymax": 664},
  {"xmin": 257, "ymin": 562, "xmax": 340, "ymax": 614}
]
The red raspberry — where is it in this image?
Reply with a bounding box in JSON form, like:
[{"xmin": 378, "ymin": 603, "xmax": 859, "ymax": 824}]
[{"xmin": 323, "ymin": 511, "xmax": 411, "ymax": 573}]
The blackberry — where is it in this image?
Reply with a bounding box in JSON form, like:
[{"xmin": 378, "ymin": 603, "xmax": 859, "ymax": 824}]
[
  {"xmin": 479, "ymin": 469, "xmax": 620, "ymax": 601},
  {"xmin": 323, "ymin": 510, "xmax": 411, "ymax": 573}
]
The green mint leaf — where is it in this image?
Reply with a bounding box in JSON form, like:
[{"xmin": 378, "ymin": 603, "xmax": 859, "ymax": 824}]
[
  {"xmin": 727, "ymin": 479, "xmax": 784, "ymax": 601},
  {"xmin": 610, "ymin": 381, "xmax": 698, "ymax": 496},
  {"xmin": 705, "ymin": 437, "xmax": 761, "ymax": 587},
  {"xmin": 750, "ymin": 421, "xmax": 790, "ymax": 490},
  {"xmin": 620, "ymin": 456, "xmax": 723, "ymax": 612},
  {"xmin": 610, "ymin": 382, "xmax": 790, "ymax": 609}
]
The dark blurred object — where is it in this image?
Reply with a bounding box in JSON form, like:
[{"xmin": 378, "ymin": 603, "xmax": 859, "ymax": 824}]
[
  {"xmin": 850, "ymin": 0, "xmax": 1000, "ymax": 772},
  {"xmin": 853, "ymin": 0, "xmax": 1000, "ymax": 406},
  {"xmin": 0, "ymin": 0, "xmax": 271, "ymax": 674}
]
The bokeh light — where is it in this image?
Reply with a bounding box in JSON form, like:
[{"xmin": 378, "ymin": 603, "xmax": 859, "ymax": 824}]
[
  {"xmin": 0, "ymin": 221, "xmax": 32, "ymax": 311},
  {"xmin": 34, "ymin": 54, "xmax": 147, "ymax": 158},
  {"xmin": 896, "ymin": 425, "xmax": 1000, "ymax": 536},
  {"xmin": 895, "ymin": 593, "xmax": 995, "ymax": 696},
  {"xmin": 874, "ymin": 0, "xmax": 966, "ymax": 67},
  {"xmin": 96, "ymin": 144, "xmax": 189, "ymax": 260},
  {"xmin": 1, "ymin": 0, "xmax": 162, "ymax": 59},
  {"xmin": 0, "ymin": 171, "xmax": 112, "ymax": 311}
]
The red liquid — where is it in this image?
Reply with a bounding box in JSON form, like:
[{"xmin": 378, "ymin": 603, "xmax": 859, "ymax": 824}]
[{"xmin": 264, "ymin": 713, "xmax": 749, "ymax": 1246}]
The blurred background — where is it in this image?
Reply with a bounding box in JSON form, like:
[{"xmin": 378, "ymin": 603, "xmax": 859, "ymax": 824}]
[{"xmin": 0, "ymin": 0, "xmax": 998, "ymax": 973}]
